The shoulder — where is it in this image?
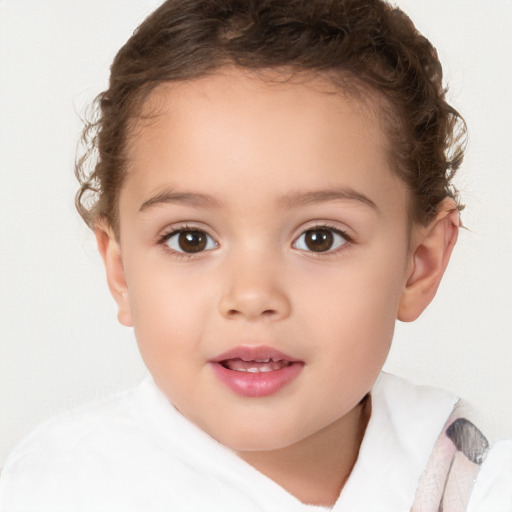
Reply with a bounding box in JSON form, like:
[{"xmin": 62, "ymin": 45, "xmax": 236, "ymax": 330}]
[
  {"xmin": 336, "ymin": 373, "xmax": 459, "ymax": 510},
  {"xmin": 371, "ymin": 372, "xmax": 459, "ymax": 429},
  {"xmin": 0, "ymin": 379, "xmax": 169, "ymax": 510},
  {"xmin": 2, "ymin": 381, "xmax": 147, "ymax": 462},
  {"xmin": 365, "ymin": 374, "xmax": 512, "ymax": 511},
  {"xmin": 376, "ymin": 374, "xmax": 512, "ymax": 512},
  {"xmin": 468, "ymin": 440, "xmax": 512, "ymax": 512}
]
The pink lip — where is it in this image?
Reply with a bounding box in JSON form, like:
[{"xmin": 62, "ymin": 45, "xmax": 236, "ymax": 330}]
[{"xmin": 209, "ymin": 345, "xmax": 304, "ymax": 398}]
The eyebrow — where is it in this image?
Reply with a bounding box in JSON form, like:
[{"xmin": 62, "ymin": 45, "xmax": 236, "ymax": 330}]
[
  {"xmin": 139, "ymin": 186, "xmax": 379, "ymax": 213},
  {"xmin": 139, "ymin": 189, "xmax": 222, "ymax": 212},
  {"xmin": 278, "ymin": 187, "xmax": 379, "ymax": 212}
]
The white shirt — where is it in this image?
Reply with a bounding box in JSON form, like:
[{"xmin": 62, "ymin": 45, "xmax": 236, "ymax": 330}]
[{"xmin": 0, "ymin": 373, "xmax": 510, "ymax": 511}]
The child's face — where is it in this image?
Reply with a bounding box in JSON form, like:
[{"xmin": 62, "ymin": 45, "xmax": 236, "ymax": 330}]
[{"xmin": 109, "ymin": 70, "xmax": 414, "ymax": 451}]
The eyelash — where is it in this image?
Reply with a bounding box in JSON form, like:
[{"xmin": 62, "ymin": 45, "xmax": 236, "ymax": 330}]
[
  {"xmin": 292, "ymin": 224, "xmax": 352, "ymax": 257},
  {"xmin": 157, "ymin": 223, "xmax": 352, "ymax": 259},
  {"xmin": 157, "ymin": 223, "xmax": 217, "ymax": 260}
]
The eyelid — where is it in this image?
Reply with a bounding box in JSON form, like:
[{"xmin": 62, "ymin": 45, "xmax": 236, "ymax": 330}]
[
  {"xmin": 157, "ymin": 223, "xmax": 219, "ymax": 256},
  {"xmin": 292, "ymin": 221, "xmax": 353, "ymax": 240},
  {"xmin": 292, "ymin": 223, "xmax": 352, "ymax": 254},
  {"xmin": 158, "ymin": 222, "xmax": 215, "ymax": 241}
]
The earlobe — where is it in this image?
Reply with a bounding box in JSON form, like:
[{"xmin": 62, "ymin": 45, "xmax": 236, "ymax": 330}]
[
  {"xmin": 398, "ymin": 199, "xmax": 459, "ymax": 322},
  {"xmin": 95, "ymin": 221, "xmax": 133, "ymax": 327}
]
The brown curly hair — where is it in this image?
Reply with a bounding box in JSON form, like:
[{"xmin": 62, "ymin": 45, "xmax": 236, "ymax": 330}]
[{"xmin": 75, "ymin": 0, "xmax": 466, "ymax": 234}]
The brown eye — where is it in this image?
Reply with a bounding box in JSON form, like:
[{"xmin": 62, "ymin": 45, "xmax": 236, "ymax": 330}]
[
  {"xmin": 294, "ymin": 227, "xmax": 347, "ymax": 253},
  {"xmin": 165, "ymin": 230, "xmax": 217, "ymax": 254},
  {"xmin": 178, "ymin": 231, "xmax": 207, "ymax": 252}
]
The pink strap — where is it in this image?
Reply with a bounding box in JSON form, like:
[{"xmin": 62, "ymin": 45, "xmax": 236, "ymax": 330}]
[{"xmin": 411, "ymin": 407, "xmax": 489, "ymax": 512}]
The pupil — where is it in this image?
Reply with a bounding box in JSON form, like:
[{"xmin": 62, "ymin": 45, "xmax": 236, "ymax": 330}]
[
  {"xmin": 305, "ymin": 229, "xmax": 333, "ymax": 252},
  {"xmin": 178, "ymin": 231, "xmax": 207, "ymax": 253}
]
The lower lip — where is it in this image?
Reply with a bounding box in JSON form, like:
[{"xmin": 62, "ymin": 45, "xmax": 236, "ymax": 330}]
[{"xmin": 209, "ymin": 362, "xmax": 303, "ymax": 397}]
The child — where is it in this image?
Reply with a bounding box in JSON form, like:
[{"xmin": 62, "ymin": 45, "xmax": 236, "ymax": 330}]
[{"xmin": 1, "ymin": 0, "xmax": 510, "ymax": 510}]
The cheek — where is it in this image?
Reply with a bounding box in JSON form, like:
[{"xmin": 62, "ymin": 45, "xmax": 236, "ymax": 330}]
[
  {"xmin": 299, "ymin": 251, "xmax": 406, "ymax": 324},
  {"xmin": 298, "ymin": 273, "xmax": 399, "ymax": 412},
  {"xmin": 296, "ymin": 247, "xmax": 408, "ymax": 361},
  {"xmin": 125, "ymin": 260, "xmax": 213, "ymax": 362}
]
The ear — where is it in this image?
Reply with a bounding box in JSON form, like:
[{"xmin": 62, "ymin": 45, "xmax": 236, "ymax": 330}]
[
  {"xmin": 398, "ymin": 199, "xmax": 459, "ymax": 322},
  {"xmin": 95, "ymin": 221, "xmax": 133, "ymax": 327}
]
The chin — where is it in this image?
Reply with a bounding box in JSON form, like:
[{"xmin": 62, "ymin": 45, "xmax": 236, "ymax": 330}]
[{"xmin": 207, "ymin": 423, "xmax": 309, "ymax": 453}]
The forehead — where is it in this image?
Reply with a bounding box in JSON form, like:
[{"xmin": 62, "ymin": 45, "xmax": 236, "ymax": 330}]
[
  {"xmin": 132, "ymin": 69, "xmax": 386, "ymax": 146},
  {"xmin": 121, "ymin": 69, "xmax": 408, "ymax": 219}
]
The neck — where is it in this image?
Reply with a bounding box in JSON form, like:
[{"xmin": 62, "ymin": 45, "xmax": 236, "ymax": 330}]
[{"xmin": 236, "ymin": 396, "xmax": 370, "ymax": 507}]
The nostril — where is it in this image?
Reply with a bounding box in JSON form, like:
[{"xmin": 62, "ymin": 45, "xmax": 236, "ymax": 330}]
[
  {"xmin": 219, "ymin": 288, "xmax": 291, "ymax": 321},
  {"xmin": 226, "ymin": 308, "xmax": 277, "ymax": 318}
]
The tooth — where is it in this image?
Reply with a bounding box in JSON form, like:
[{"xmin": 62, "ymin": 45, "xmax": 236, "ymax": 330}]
[
  {"xmin": 254, "ymin": 358, "xmax": 270, "ymax": 363},
  {"xmin": 246, "ymin": 367, "xmax": 259, "ymax": 373}
]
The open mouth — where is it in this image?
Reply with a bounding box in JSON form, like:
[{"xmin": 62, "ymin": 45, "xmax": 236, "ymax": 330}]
[
  {"xmin": 220, "ymin": 358, "xmax": 293, "ymax": 373},
  {"xmin": 210, "ymin": 346, "xmax": 303, "ymax": 397}
]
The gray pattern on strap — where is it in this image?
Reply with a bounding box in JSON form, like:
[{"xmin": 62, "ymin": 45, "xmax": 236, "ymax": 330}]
[{"xmin": 446, "ymin": 418, "xmax": 489, "ymax": 465}]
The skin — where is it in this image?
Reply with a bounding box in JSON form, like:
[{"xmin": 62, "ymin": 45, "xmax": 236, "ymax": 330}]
[{"xmin": 97, "ymin": 69, "xmax": 459, "ymax": 506}]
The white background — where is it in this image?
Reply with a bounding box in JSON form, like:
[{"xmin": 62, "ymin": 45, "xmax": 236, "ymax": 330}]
[{"xmin": 1, "ymin": 0, "xmax": 511, "ymax": 467}]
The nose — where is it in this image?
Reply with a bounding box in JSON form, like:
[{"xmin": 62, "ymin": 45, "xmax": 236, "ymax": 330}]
[{"xmin": 218, "ymin": 256, "xmax": 291, "ymax": 321}]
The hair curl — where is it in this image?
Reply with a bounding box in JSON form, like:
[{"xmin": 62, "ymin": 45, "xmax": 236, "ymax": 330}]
[{"xmin": 75, "ymin": 0, "xmax": 466, "ymax": 233}]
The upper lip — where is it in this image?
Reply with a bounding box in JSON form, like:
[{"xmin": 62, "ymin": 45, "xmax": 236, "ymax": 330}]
[{"xmin": 210, "ymin": 345, "xmax": 301, "ymax": 363}]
